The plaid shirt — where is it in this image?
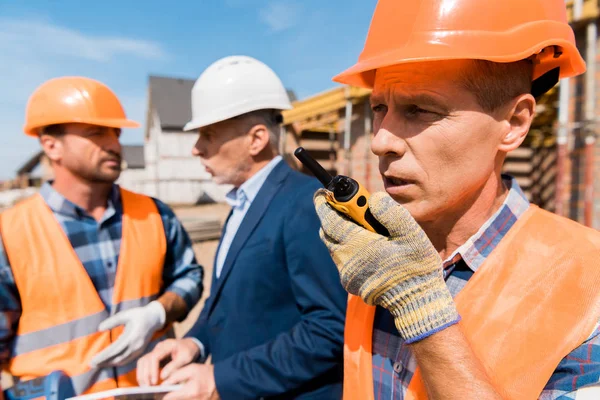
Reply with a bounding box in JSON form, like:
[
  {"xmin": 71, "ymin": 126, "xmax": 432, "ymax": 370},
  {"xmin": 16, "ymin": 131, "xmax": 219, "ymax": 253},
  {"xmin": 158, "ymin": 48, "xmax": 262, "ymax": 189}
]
[
  {"xmin": 372, "ymin": 175, "xmax": 600, "ymax": 399},
  {"xmin": 0, "ymin": 182, "xmax": 204, "ymax": 365}
]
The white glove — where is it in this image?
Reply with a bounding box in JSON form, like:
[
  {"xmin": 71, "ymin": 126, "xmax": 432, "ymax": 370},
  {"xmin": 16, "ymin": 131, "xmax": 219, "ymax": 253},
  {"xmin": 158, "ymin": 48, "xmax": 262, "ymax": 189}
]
[{"xmin": 90, "ymin": 301, "xmax": 166, "ymax": 368}]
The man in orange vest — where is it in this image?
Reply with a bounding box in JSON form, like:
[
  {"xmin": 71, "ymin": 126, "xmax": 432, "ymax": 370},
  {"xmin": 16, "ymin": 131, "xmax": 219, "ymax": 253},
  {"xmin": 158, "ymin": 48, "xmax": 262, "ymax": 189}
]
[
  {"xmin": 313, "ymin": 1, "xmax": 600, "ymax": 399},
  {"xmin": 0, "ymin": 77, "xmax": 204, "ymax": 395}
]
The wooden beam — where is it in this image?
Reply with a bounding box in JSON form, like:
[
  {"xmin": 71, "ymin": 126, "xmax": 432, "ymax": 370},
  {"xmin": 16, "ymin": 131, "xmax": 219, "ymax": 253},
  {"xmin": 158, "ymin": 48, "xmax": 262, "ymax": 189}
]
[
  {"xmin": 292, "ymin": 111, "xmax": 342, "ymax": 132},
  {"xmin": 282, "ymin": 86, "xmax": 371, "ymax": 125},
  {"xmin": 565, "ymin": 0, "xmax": 599, "ymax": 23}
]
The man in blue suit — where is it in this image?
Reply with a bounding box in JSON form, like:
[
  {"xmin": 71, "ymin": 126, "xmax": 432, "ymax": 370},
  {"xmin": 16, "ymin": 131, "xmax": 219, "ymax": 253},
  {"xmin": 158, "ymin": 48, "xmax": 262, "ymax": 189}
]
[{"xmin": 137, "ymin": 55, "xmax": 347, "ymax": 400}]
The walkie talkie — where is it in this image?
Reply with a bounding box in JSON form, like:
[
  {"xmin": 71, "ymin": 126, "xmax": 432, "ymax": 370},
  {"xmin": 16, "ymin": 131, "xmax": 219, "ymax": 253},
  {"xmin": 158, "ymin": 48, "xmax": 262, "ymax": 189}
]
[{"xmin": 294, "ymin": 147, "xmax": 389, "ymax": 236}]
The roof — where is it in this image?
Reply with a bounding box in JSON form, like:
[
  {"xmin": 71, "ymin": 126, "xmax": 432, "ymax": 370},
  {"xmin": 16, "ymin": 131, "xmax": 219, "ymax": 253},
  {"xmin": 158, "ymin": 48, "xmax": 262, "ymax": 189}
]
[
  {"xmin": 17, "ymin": 151, "xmax": 43, "ymax": 175},
  {"xmin": 286, "ymin": 89, "xmax": 297, "ymax": 102},
  {"xmin": 148, "ymin": 76, "xmax": 196, "ymax": 130},
  {"xmin": 148, "ymin": 75, "xmax": 297, "ymax": 130},
  {"xmin": 122, "ymin": 145, "xmax": 145, "ymax": 169}
]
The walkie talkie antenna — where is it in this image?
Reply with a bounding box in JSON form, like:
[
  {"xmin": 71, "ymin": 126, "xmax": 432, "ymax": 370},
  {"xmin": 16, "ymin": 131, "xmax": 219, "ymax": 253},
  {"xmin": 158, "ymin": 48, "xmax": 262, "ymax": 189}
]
[
  {"xmin": 294, "ymin": 147, "xmax": 333, "ymax": 187},
  {"xmin": 294, "ymin": 146, "xmax": 390, "ymax": 236}
]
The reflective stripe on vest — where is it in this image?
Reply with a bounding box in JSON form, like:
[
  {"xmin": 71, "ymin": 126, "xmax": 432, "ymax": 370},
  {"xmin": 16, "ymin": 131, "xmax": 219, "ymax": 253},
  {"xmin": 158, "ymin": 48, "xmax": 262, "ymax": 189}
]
[
  {"xmin": 343, "ymin": 205, "xmax": 600, "ymax": 400},
  {"xmin": 0, "ymin": 188, "xmax": 170, "ymax": 395},
  {"xmin": 11, "ymin": 296, "xmax": 157, "ymax": 356}
]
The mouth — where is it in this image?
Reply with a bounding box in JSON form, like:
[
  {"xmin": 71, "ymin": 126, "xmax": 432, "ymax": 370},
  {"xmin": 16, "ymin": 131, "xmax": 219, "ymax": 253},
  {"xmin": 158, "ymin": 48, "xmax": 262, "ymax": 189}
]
[
  {"xmin": 383, "ymin": 175, "xmax": 414, "ymax": 187},
  {"xmin": 382, "ymin": 175, "xmax": 418, "ymax": 196},
  {"xmin": 202, "ymin": 163, "xmax": 214, "ymax": 175},
  {"xmin": 103, "ymin": 158, "xmax": 121, "ymax": 166}
]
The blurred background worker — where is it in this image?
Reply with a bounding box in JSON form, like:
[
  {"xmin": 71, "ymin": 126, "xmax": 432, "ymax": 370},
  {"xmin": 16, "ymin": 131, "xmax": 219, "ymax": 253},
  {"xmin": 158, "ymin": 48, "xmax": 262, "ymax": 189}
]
[
  {"xmin": 0, "ymin": 77, "xmax": 203, "ymax": 395},
  {"xmin": 313, "ymin": 0, "xmax": 600, "ymax": 399},
  {"xmin": 137, "ymin": 56, "xmax": 347, "ymax": 400}
]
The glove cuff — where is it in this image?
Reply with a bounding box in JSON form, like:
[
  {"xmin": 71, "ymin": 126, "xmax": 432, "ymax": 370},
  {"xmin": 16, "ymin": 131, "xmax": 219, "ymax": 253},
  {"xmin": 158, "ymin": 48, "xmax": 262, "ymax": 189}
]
[
  {"xmin": 381, "ymin": 277, "xmax": 460, "ymax": 343},
  {"xmin": 147, "ymin": 300, "xmax": 167, "ymax": 329}
]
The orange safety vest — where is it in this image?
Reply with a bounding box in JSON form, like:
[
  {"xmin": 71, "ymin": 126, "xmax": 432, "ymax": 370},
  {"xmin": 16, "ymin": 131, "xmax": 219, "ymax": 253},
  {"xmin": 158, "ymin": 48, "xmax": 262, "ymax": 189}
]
[
  {"xmin": 343, "ymin": 205, "xmax": 600, "ymax": 400},
  {"xmin": 0, "ymin": 188, "xmax": 173, "ymax": 395}
]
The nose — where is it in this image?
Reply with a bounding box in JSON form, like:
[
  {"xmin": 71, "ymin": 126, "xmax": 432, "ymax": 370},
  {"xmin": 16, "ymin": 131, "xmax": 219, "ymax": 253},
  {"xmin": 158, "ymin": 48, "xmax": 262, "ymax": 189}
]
[
  {"xmin": 104, "ymin": 129, "xmax": 121, "ymax": 153},
  {"xmin": 192, "ymin": 135, "xmax": 204, "ymax": 157},
  {"xmin": 371, "ymin": 120, "xmax": 406, "ymax": 158}
]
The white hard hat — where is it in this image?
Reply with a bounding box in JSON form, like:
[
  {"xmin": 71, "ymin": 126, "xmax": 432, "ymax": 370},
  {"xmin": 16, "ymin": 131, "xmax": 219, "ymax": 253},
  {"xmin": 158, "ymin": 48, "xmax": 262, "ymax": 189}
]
[{"xmin": 183, "ymin": 55, "xmax": 292, "ymax": 131}]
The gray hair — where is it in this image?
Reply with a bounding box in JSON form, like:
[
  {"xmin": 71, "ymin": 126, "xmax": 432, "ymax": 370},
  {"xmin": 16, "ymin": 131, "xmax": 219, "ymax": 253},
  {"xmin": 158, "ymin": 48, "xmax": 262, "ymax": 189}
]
[{"xmin": 233, "ymin": 109, "xmax": 283, "ymax": 153}]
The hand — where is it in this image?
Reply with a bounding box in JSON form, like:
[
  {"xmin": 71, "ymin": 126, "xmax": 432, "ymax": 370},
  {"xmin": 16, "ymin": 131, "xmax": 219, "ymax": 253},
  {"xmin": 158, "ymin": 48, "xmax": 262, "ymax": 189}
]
[
  {"xmin": 90, "ymin": 301, "xmax": 166, "ymax": 368},
  {"xmin": 314, "ymin": 190, "xmax": 460, "ymax": 343},
  {"xmin": 137, "ymin": 338, "xmax": 201, "ymax": 386},
  {"xmin": 162, "ymin": 364, "xmax": 219, "ymax": 400}
]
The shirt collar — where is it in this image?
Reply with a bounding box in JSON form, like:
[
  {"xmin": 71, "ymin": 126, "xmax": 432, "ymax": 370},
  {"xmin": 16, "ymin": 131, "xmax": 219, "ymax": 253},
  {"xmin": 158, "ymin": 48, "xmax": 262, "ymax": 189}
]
[
  {"xmin": 443, "ymin": 174, "xmax": 530, "ymax": 272},
  {"xmin": 40, "ymin": 181, "xmax": 121, "ymax": 222},
  {"xmin": 225, "ymin": 156, "xmax": 283, "ymax": 208}
]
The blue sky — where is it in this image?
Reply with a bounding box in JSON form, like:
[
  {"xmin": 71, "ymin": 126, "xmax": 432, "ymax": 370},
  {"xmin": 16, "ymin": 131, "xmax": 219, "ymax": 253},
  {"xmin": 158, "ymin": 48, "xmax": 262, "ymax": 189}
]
[{"xmin": 0, "ymin": 0, "xmax": 377, "ymax": 180}]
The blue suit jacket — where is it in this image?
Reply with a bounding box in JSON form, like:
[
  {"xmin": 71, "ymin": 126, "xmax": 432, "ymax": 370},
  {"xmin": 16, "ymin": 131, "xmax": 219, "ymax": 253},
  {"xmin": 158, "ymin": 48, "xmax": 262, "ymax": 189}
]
[{"xmin": 186, "ymin": 161, "xmax": 347, "ymax": 400}]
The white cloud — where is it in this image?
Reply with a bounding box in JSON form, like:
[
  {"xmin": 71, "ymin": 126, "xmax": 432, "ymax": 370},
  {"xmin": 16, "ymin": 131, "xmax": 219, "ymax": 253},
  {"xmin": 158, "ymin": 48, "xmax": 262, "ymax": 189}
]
[
  {"xmin": 259, "ymin": 1, "xmax": 302, "ymax": 32},
  {"xmin": 0, "ymin": 18, "xmax": 166, "ymax": 63}
]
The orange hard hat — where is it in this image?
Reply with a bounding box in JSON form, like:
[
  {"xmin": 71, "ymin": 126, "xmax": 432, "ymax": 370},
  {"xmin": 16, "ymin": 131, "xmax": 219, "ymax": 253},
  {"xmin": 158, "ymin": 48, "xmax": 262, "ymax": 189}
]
[
  {"xmin": 23, "ymin": 76, "xmax": 140, "ymax": 137},
  {"xmin": 334, "ymin": 0, "xmax": 586, "ymax": 96}
]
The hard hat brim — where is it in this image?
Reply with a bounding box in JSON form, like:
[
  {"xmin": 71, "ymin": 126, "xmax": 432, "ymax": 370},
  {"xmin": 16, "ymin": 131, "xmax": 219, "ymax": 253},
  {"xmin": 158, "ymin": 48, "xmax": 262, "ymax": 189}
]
[
  {"xmin": 23, "ymin": 118, "xmax": 140, "ymax": 137},
  {"xmin": 183, "ymin": 102, "xmax": 292, "ymax": 132}
]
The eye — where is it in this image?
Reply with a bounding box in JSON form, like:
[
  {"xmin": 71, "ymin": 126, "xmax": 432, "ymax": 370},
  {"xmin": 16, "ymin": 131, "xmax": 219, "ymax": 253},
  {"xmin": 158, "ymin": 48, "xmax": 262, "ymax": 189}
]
[
  {"xmin": 406, "ymin": 105, "xmax": 432, "ymax": 115},
  {"xmin": 371, "ymin": 104, "xmax": 387, "ymax": 114},
  {"xmin": 405, "ymin": 105, "xmax": 441, "ymax": 121}
]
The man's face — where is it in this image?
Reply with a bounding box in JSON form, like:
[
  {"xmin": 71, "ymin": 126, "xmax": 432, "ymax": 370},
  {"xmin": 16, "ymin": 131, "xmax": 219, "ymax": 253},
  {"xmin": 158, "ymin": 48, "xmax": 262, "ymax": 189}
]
[
  {"xmin": 371, "ymin": 60, "xmax": 509, "ymax": 223},
  {"xmin": 192, "ymin": 119, "xmax": 252, "ymax": 187},
  {"xmin": 47, "ymin": 123, "xmax": 122, "ymax": 183}
]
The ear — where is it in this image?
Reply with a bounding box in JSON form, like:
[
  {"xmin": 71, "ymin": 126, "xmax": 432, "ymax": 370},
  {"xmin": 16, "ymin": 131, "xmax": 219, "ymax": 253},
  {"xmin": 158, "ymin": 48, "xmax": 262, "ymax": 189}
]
[
  {"xmin": 498, "ymin": 93, "xmax": 536, "ymax": 153},
  {"xmin": 247, "ymin": 124, "xmax": 270, "ymax": 156},
  {"xmin": 39, "ymin": 134, "xmax": 64, "ymax": 163}
]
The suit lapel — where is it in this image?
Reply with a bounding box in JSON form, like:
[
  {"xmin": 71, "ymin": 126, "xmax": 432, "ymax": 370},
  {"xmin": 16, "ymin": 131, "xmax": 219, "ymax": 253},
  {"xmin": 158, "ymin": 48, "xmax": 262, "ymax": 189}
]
[{"xmin": 205, "ymin": 161, "xmax": 291, "ymax": 316}]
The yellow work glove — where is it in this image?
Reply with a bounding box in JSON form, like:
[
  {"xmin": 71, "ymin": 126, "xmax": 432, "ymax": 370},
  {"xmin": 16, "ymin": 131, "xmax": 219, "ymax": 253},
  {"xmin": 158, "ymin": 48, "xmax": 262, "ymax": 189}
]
[{"xmin": 314, "ymin": 190, "xmax": 460, "ymax": 343}]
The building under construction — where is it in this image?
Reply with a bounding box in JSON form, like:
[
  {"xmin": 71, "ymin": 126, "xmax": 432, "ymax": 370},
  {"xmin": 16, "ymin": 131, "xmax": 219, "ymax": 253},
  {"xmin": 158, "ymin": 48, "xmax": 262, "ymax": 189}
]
[{"xmin": 282, "ymin": 0, "xmax": 600, "ymax": 230}]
